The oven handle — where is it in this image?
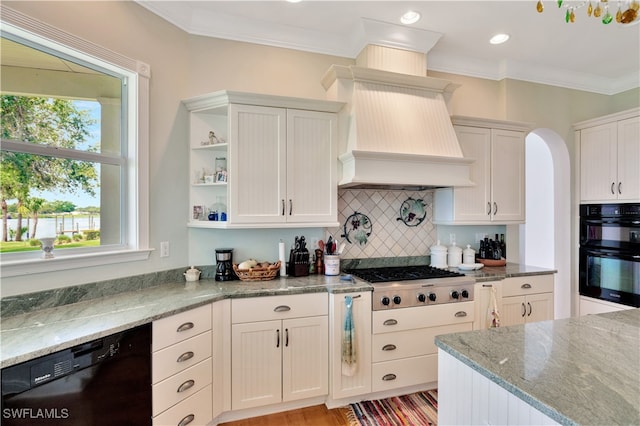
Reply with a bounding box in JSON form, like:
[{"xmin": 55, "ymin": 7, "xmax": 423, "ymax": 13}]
[
  {"xmin": 582, "ymin": 218, "xmax": 640, "ymax": 227},
  {"xmin": 582, "ymin": 247, "xmax": 640, "ymax": 262}
]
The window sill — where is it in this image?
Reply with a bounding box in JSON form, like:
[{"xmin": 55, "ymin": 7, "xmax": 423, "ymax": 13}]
[{"xmin": 0, "ymin": 249, "xmax": 154, "ymax": 278}]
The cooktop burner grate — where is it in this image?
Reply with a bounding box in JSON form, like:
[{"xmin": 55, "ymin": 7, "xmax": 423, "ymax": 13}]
[{"xmin": 346, "ymin": 265, "xmax": 464, "ymax": 283}]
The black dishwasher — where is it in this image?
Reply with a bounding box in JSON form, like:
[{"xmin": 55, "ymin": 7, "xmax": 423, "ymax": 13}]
[{"xmin": 1, "ymin": 323, "xmax": 151, "ymax": 425}]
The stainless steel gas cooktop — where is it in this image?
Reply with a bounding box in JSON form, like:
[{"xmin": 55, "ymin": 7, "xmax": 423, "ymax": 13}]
[{"xmin": 346, "ymin": 265, "xmax": 475, "ymax": 311}]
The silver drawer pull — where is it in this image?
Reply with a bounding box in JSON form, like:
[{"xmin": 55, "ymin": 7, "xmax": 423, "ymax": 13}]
[
  {"xmin": 177, "ymin": 379, "xmax": 195, "ymax": 393},
  {"xmin": 382, "ymin": 373, "xmax": 397, "ymax": 381},
  {"xmin": 383, "ymin": 319, "xmax": 398, "ymax": 326},
  {"xmin": 274, "ymin": 305, "xmax": 291, "ymax": 312},
  {"xmin": 382, "ymin": 344, "xmax": 397, "ymax": 351},
  {"xmin": 521, "ymin": 283, "xmax": 532, "ymax": 289},
  {"xmin": 454, "ymin": 311, "xmax": 467, "ymax": 317},
  {"xmin": 176, "ymin": 322, "xmax": 194, "ymax": 332},
  {"xmin": 176, "ymin": 351, "xmax": 194, "ymax": 363},
  {"xmin": 178, "ymin": 414, "xmax": 195, "ymax": 426}
]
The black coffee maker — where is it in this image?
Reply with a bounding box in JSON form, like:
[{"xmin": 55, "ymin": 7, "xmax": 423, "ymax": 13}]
[{"xmin": 215, "ymin": 248, "xmax": 236, "ymax": 281}]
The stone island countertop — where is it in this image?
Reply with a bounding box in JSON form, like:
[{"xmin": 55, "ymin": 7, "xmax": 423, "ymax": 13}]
[
  {"xmin": 1, "ymin": 262, "xmax": 555, "ymax": 369},
  {"xmin": 435, "ymin": 308, "xmax": 640, "ymax": 426}
]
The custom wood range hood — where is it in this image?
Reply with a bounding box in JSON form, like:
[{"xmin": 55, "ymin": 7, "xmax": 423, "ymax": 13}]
[{"xmin": 322, "ymin": 44, "xmax": 474, "ymax": 191}]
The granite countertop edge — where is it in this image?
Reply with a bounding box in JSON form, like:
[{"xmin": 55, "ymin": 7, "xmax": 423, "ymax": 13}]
[
  {"xmin": 0, "ymin": 276, "xmax": 372, "ymax": 368},
  {"xmin": 435, "ymin": 310, "xmax": 640, "ymax": 426},
  {"xmin": 434, "ymin": 338, "xmax": 574, "ymax": 426},
  {"xmin": 1, "ymin": 263, "xmax": 555, "ymax": 369}
]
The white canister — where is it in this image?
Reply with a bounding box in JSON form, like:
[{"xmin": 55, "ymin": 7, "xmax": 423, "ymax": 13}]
[
  {"xmin": 429, "ymin": 240, "xmax": 448, "ymax": 268},
  {"xmin": 448, "ymin": 243, "xmax": 462, "ymax": 267},
  {"xmin": 325, "ymin": 255, "xmax": 340, "ymax": 276},
  {"xmin": 463, "ymin": 244, "xmax": 476, "ymax": 265}
]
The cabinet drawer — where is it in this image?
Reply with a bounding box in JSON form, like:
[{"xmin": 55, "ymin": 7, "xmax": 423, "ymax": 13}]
[
  {"xmin": 153, "ymin": 384, "xmax": 213, "ymax": 426},
  {"xmin": 372, "ymin": 354, "xmax": 438, "ymax": 392},
  {"xmin": 502, "ymin": 275, "xmax": 554, "ymax": 298},
  {"xmin": 373, "ymin": 302, "xmax": 474, "ymax": 334},
  {"xmin": 372, "ymin": 323, "xmax": 471, "ymax": 363},
  {"xmin": 152, "ymin": 358, "xmax": 212, "ymax": 416},
  {"xmin": 232, "ymin": 293, "xmax": 328, "ymax": 323},
  {"xmin": 153, "ymin": 304, "xmax": 212, "ymax": 351},
  {"xmin": 152, "ymin": 330, "xmax": 212, "ymax": 384}
]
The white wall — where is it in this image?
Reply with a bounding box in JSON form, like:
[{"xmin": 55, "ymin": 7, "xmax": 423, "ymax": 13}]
[{"xmin": 524, "ymin": 134, "xmax": 554, "ymax": 268}]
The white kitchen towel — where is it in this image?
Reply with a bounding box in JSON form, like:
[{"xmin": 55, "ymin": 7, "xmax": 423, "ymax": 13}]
[
  {"xmin": 341, "ymin": 295, "xmax": 357, "ymax": 376},
  {"xmin": 488, "ymin": 286, "xmax": 501, "ymax": 328}
]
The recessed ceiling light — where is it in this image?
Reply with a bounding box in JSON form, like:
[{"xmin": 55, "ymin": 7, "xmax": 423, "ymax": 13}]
[
  {"xmin": 400, "ymin": 10, "xmax": 421, "ymax": 25},
  {"xmin": 286, "ymin": 0, "xmax": 302, "ymax": 3},
  {"xmin": 489, "ymin": 33, "xmax": 510, "ymax": 45}
]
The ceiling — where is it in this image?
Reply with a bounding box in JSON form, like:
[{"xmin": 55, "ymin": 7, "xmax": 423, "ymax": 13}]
[{"xmin": 136, "ymin": 0, "xmax": 640, "ymax": 95}]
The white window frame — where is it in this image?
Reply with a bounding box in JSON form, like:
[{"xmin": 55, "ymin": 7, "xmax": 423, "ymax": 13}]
[{"xmin": 0, "ymin": 6, "xmax": 151, "ymax": 277}]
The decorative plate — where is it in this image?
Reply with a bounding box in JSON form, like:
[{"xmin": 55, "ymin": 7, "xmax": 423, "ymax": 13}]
[
  {"xmin": 342, "ymin": 211, "xmax": 372, "ymax": 245},
  {"xmin": 397, "ymin": 197, "xmax": 426, "ymax": 227}
]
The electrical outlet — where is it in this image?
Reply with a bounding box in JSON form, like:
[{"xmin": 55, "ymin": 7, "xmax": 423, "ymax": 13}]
[{"xmin": 160, "ymin": 241, "xmax": 170, "ymax": 257}]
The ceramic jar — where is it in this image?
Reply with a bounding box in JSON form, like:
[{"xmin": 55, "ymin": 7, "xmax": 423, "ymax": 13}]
[
  {"xmin": 447, "ymin": 243, "xmax": 462, "ymax": 267},
  {"xmin": 463, "ymin": 244, "xmax": 476, "ymax": 265},
  {"xmin": 430, "ymin": 240, "xmax": 448, "ymax": 268}
]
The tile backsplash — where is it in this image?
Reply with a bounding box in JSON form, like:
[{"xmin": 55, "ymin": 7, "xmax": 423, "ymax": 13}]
[{"xmin": 327, "ymin": 189, "xmax": 437, "ymax": 259}]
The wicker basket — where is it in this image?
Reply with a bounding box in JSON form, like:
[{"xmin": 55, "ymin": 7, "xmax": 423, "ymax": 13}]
[{"xmin": 233, "ymin": 261, "xmax": 281, "ymax": 281}]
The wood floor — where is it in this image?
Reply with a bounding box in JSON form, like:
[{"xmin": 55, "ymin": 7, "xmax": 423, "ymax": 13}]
[{"xmin": 219, "ymin": 405, "xmax": 352, "ymax": 426}]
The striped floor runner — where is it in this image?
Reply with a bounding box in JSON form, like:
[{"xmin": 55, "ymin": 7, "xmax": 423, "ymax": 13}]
[{"xmin": 345, "ymin": 390, "xmax": 438, "ymax": 426}]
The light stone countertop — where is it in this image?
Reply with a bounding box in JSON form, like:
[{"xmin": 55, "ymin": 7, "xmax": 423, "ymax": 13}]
[
  {"xmin": 0, "ymin": 263, "xmax": 555, "ymax": 369},
  {"xmin": 435, "ymin": 309, "xmax": 640, "ymax": 426}
]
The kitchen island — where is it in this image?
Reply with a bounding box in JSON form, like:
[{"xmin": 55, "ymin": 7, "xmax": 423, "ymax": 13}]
[{"xmin": 435, "ymin": 309, "xmax": 640, "ymax": 425}]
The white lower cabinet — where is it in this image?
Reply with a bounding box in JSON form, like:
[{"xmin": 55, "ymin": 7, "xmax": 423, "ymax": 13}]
[
  {"xmin": 231, "ymin": 293, "xmax": 329, "ymax": 410},
  {"xmin": 152, "ymin": 385, "xmax": 213, "ymax": 426},
  {"xmin": 371, "ymin": 302, "xmax": 474, "ymax": 392},
  {"xmin": 579, "ymin": 296, "xmax": 634, "ymax": 315},
  {"xmin": 473, "ymin": 281, "xmax": 502, "ymax": 330},
  {"xmin": 152, "ymin": 304, "xmax": 213, "ymax": 425},
  {"xmin": 329, "ymin": 292, "xmax": 372, "ymax": 400},
  {"xmin": 501, "ymin": 275, "xmax": 554, "ymax": 326}
]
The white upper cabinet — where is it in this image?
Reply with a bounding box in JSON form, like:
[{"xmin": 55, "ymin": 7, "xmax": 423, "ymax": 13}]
[
  {"xmin": 434, "ymin": 117, "xmax": 528, "ymax": 224},
  {"xmin": 577, "ymin": 109, "xmax": 640, "ymax": 203},
  {"xmin": 184, "ymin": 91, "xmax": 343, "ymax": 229}
]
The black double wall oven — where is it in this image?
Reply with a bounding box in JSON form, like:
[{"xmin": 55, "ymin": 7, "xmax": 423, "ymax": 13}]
[{"xmin": 579, "ymin": 203, "xmax": 640, "ymax": 307}]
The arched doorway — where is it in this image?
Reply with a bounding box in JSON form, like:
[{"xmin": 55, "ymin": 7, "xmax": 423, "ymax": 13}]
[{"xmin": 523, "ymin": 130, "xmax": 572, "ymax": 319}]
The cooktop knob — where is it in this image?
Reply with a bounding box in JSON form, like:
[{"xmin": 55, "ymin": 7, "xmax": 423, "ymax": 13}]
[
  {"xmin": 417, "ymin": 293, "xmax": 426, "ymax": 303},
  {"xmin": 381, "ymin": 296, "xmax": 390, "ymax": 306},
  {"xmin": 428, "ymin": 293, "xmax": 437, "ymax": 302},
  {"xmin": 451, "ymin": 290, "xmax": 459, "ymax": 299},
  {"xmin": 393, "ymin": 295, "xmax": 402, "ymax": 305},
  {"xmin": 461, "ymin": 289, "xmax": 469, "ymax": 299}
]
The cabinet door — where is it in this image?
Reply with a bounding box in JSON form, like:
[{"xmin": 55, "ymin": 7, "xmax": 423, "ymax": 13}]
[
  {"xmin": 231, "ymin": 320, "xmax": 282, "ymax": 410},
  {"xmin": 286, "ymin": 110, "xmax": 338, "ymax": 224},
  {"xmin": 491, "ymin": 129, "xmax": 525, "ymax": 222},
  {"xmin": 616, "ymin": 116, "xmax": 640, "ymax": 201},
  {"xmin": 329, "ymin": 292, "xmax": 372, "ymax": 400},
  {"xmin": 525, "ymin": 293, "xmax": 554, "ymax": 323},
  {"xmin": 580, "ymin": 122, "xmax": 618, "ymax": 202},
  {"xmin": 452, "ymin": 126, "xmax": 492, "ymax": 222},
  {"xmin": 229, "ymin": 104, "xmax": 287, "ymax": 223},
  {"xmin": 501, "ymin": 295, "xmax": 526, "ymax": 326},
  {"xmin": 473, "ymin": 281, "xmax": 502, "ymax": 330},
  {"xmin": 282, "ymin": 316, "xmax": 328, "ymax": 402}
]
